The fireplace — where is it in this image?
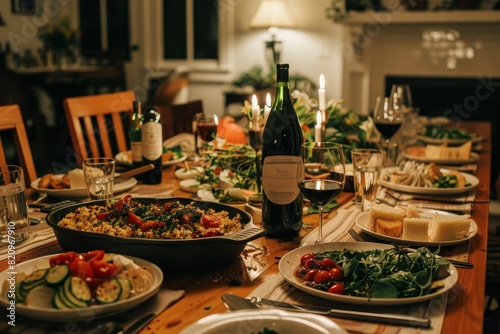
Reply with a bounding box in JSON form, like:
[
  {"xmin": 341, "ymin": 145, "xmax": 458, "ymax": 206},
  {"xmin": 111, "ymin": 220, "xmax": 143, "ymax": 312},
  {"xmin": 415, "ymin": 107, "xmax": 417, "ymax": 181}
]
[{"xmin": 385, "ymin": 75, "xmax": 500, "ymax": 186}]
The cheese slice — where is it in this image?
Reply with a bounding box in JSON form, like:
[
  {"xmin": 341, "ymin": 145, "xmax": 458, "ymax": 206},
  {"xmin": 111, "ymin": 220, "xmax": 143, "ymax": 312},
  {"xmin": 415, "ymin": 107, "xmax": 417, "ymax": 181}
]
[
  {"xmin": 68, "ymin": 168, "xmax": 86, "ymax": 189},
  {"xmin": 424, "ymin": 141, "xmax": 472, "ymax": 160},
  {"xmin": 429, "ymin": 215, "xmax": 471, "ymax": 241}
]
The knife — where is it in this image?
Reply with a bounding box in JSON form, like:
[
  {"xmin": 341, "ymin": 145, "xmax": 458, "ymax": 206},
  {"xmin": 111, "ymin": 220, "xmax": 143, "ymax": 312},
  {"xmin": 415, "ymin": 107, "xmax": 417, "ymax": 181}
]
[
  {"xmin": 221, "ymin": 294, "xmax": 431, "ymax": 329},
  {"xmin": 115, "ymin": 164, "xmax": 155, "ymax": 183}
]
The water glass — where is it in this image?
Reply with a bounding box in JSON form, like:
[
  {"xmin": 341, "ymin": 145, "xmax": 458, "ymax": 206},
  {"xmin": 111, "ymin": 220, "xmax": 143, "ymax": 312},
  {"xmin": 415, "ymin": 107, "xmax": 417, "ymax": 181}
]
[
  {"xmin": 82, "ymin": 158, "xmax": 115, "ymax": 200},
  {"xmin": 351, "ymin": 149, "xmax": 383, "ymax": 211},
  {"xmin": 0, "ymin": 165, "xmax": 30, "ymax": 247}
]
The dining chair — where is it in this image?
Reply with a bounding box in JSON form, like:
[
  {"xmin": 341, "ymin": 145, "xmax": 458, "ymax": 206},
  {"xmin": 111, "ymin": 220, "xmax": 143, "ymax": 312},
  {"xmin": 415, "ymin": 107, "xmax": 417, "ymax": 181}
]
[
  {"xmin": 64, "ymin": 91, "xmax": 135, "ymax": 165},
  {"xmin": 0, "ymin": 104, "xmax": 38, "ymax": 186},
  {"xmin": 155, "ymin": 100, "xmax": 204, "ymax": 141}
]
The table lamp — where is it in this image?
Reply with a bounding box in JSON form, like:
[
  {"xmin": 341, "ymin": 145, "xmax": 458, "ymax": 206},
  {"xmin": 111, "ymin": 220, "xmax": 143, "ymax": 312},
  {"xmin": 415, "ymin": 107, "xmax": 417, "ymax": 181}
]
[{"xmin": 249, "ymin": 0, "xmax": 294, "ymax": 65}]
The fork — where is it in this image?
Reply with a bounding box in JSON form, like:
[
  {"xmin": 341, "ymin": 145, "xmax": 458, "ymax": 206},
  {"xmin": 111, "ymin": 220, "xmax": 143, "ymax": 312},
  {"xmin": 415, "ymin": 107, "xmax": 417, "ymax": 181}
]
[{"xmin": 348, "ymin": 228, "xmax": 364, "ymax": 242}]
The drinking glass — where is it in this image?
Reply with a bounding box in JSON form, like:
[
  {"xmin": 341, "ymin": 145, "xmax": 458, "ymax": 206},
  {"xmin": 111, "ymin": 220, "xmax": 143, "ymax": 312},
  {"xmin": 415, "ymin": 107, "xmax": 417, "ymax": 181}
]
[
  {"xmin": 373, "ymin": 96, "xmax": 402, "ymax": 166},
  {"xmin": 0, "ymin": 165, "xmax": 29, "ymax": 247},
  {"xmin": 351, "ymin": 149, "xmax": 383, "ymax": 211},
  {"xmin": 389, "ymin": 84, "xmax": 413, "ymax": 115},
  {"xmin": 195, "ymin": 114, "xmax": 218, "ymax": 153},
  {"xmin": 82, "ymin": 158, "xmax": 115, "ymax": 200},
  {"xmin": 298, "ymin": 142, "xmax": 345, "ymax": 245}
]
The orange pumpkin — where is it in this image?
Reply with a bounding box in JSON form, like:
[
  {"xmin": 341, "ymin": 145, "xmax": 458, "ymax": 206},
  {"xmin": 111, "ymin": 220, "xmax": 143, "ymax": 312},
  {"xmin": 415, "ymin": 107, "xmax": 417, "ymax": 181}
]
[{"xmin": 217, "ymin": 116, "xmax": 247, "ymax": 144}]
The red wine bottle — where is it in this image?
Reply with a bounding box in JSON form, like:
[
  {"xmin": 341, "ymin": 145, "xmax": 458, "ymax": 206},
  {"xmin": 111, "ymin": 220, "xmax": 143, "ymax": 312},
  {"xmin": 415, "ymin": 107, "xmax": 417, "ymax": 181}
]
[
  {"xmin": 141, "ymin": 105, "xmax": 162, "ymax": 184},
  {"xmin": 261, "ymin": 64, "xmax": 303, "ymax": 238}
]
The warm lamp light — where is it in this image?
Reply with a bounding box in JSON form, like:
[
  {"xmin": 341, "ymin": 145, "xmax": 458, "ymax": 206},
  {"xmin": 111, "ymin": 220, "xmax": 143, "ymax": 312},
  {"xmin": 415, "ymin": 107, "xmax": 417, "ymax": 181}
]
[{"xmin": 250, "ymin": 0, "xmax": 295, "ymax": 65}]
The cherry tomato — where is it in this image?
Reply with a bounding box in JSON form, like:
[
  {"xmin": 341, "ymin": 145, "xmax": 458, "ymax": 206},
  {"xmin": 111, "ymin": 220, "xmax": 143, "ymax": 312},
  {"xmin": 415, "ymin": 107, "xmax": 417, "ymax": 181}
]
[
  {"xmin": 163, "ymin": 202, "xmax": 179, "ymax": 213},
  {"xmin": 213, "ymin": 167, "xmax": 223, "ymax": 175},
  {"xmin": 113, "ymin": 195, "xmax": 132, "ymax": 213},
  {"xmin": 82, "ymin": 250, "xmax": 105, "ymax": 262},
  {"xmin": 96, "ymin": 212, "xmax": 110, "ymax": 220},
  {"xmin": 69, "ymin": 259, "xmax": 94, "ymax": 281},
  {"xmin": 314, "ymin": 270, "xmax": 332, "ymax": 284},
  {"xmin": 295, "ymin": 267, "xmax": 308, "ymax": 278},
  {"xmin": 128, "ymin": 212, "xmax": 143, "ymax": 226},
  {"xmin": 49, "ymin": 251, "xmax": 79, "ymax": 266},
  {"xmin": 181, "ymin": 214, "xmax": 193, "ymax": 225},
  {"xmin": 328, "ymin": 267, "xmax": 344, "ymax": 280},
  {"xmin": 300, "ymin": 253, "xmax": 314, "ymax": 266},
  {"xmin": 304, "ymin": 258, "xmax": 320, "ymax": 270},
  {"xmin": 90, "ymin": 260, "xmax": 119, "ymax": 279},
  {"xmin": 202, "ymin": 214, "xmax": 221, "ymax": 228},
  {"xmin": 140, "ymin": 221, "xmax": 166, "ymax": 232},
  {"xmin": 304, "ymin": 269, "xmax": 319, "ymax": 282},
  {"xmin": 319, "ymin": 258, "xmax": 337, "ymax": 270},
  {"xmin": 328, "ymin": 282, "xmax": 345, "ymax": 294}
]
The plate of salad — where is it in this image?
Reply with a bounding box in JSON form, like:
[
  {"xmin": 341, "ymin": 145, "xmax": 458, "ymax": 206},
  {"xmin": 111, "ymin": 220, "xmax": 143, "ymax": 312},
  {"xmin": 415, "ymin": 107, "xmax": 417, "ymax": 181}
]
[
  {"xmin": 417, "ymin": 125, "xmax": 482, "ymax": 146},
  {"xmin": 0, "ymin": 250, "xmax": 163, "ymax": 321},
  {"xmin": 279, "ymin": 242, "xmax": 457, "ymax": 305},
  {"xmin": 115, "ymin": 145, "xmax": 186, "ymax": 167}
]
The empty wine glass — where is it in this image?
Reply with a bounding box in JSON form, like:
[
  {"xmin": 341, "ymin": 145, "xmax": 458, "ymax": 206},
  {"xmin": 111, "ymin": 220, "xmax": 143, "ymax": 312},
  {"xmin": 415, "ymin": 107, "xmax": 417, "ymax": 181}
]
[
  {"xmin": 298, "ymin": 142, "xmax": 345, "ymax": 245},
  {"xmin": 389, "ymin": 84, "xmax": 413, "ymax": 115}
]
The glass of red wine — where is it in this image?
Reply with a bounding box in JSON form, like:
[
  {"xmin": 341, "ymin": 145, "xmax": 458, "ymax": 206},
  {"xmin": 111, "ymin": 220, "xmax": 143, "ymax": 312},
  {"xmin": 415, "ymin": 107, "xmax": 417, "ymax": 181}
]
[
  {"xmin": 195, "ymin": 114, "xmax": 218, "ymax": 153},
  {"xmin": 373, "ymin": 96, "xmax": 403, "ymax": 165},
  {"xmin": 298, "ymin": 142, "xmax": 345, "ymax": 245}
]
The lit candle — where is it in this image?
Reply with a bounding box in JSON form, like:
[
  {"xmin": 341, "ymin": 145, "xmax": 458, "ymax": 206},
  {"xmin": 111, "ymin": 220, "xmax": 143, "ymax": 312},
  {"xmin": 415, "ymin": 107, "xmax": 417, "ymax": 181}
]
[
  {"xmin": 251, "ymin": 94, "xmax": 260, "ymax": 130},
  {"xmin": 264, "ymin": 93, "xmax": 271, "ymax": 124},
  {"xmin": 318, "ymin": 74, "xmax": 326, "ymax": 111},
  {"xmin": 315, "ymin": 111, "xmax": 322, "ymax": 142}
]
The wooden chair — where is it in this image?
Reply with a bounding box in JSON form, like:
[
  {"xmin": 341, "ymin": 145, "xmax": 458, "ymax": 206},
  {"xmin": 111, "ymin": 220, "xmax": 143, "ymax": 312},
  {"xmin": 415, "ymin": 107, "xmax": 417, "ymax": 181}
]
[
  {"xmin": 64, "ymin": 91, "xmax": 135, "ymax": 165},
  {"xmin": 156, "ymin": 100, "xmax": 204, "ymax": 141},
  {"xmin": 0, "ymin": 104, "xmax": 38, "ymax": 186}
]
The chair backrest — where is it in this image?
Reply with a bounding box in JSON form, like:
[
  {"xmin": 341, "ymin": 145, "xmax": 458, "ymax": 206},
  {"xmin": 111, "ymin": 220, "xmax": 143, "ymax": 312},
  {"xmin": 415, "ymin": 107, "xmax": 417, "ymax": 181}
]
[
  {"xmin": 64, "ymin": 91, "xmax": 135, "ymax": 165},
  {"xmin": 155, "ymin": 100, "xmax": 204, "ymax": 141},
  {"xmin": 149, "ymin": 70, "xmax": 190, "ymax": 106},
  {"xmin": 0, "ymin": 104, "xmax": 38, "ymax": 186}
]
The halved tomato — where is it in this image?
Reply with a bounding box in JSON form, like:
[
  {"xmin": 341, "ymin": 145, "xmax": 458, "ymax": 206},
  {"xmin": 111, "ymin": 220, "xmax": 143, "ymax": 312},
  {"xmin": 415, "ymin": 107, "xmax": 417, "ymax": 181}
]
[{"xmin": 49, "ymin": 251, "xmax": 79, "ymax": 266}]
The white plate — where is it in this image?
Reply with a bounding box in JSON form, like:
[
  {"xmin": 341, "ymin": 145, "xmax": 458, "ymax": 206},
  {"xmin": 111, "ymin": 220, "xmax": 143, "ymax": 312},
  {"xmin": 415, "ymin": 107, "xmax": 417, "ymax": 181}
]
[
  {"xmin": 402, "ymin": 151, "xmax": 479, "ymax": 165},
  {"xmin": 279, "ymin": 242, "xmax": 458, "ymax": 306},
  {"xmin": 31, "ymin": 176, "xmax": 137, "ymax": 199},
  {"xmin": 115, "ymin": 151, "xmax": 187, "ymax": 167},
  {"xmin": 180, "ymin": 309, "xmax": 348, "ymax": 334},
  {"xmin": 416, "ymin": 134, "xmax": 482, "ymax": 146},
  {"xmin": 379, "ymin": 167, "xmax": 479, "ymax": 195},
  {"xmin": 0, "ymin": 254, "xmax": 163, "ymax": 321},
  {"xmin": 174, "ymin": 166, "xmax": 204, "ymax": 180},
  {"xmin": 179, "ymin": 179, "xmax": 201, "ymax": 193},
  {"xmin": 356, "ymin": 209, "xmax": 478, "ymax": 246}
]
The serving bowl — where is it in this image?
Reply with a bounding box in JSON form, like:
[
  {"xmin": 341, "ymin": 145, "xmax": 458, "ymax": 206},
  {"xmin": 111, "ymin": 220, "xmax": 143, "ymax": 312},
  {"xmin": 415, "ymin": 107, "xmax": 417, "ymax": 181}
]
[{"xmin": 46, "ymin": 197, "xmax": 265, "ymax": 269}]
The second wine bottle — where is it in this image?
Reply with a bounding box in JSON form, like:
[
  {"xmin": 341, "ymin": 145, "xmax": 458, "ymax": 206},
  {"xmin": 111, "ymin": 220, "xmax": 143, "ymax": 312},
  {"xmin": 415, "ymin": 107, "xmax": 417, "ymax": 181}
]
[{"xmin": 141, "ymin": 105, "xmax": 163, "ymax": 184}]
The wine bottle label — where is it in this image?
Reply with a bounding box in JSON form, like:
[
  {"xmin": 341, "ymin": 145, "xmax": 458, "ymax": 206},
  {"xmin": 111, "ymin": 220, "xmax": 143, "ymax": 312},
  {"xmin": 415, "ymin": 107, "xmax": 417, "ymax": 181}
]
[
  {"xmin": 130, "ymin": 141, "xmax": 142, "ymax": 162},
  {"xmin": 262, "ymin": 155, "xmax": 301, "ymax": 205},
  {"xmin": 142, "ymin": 122, "xmax": 162, "ymax": 161}
]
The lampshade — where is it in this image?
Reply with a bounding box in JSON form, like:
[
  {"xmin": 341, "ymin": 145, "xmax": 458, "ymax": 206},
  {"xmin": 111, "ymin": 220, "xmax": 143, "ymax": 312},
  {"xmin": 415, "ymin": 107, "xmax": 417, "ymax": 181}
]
[{"xmin": 250, "ymin": 0, "xmax": 294, "ymax": 29}]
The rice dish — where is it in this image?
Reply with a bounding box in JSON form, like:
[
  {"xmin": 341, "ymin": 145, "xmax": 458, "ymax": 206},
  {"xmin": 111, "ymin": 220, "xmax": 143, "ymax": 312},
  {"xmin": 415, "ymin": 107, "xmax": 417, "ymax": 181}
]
[{"xmin": 57, "ymin": 196, "xmax": 243, "ymax": 239}]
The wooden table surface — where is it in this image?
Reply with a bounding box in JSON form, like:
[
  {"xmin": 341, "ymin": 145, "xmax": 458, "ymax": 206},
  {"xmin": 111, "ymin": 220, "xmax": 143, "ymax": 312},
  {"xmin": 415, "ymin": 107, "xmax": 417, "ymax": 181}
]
[{"xmin": 1, "ymin": 121, "xmax": 491, "ymax": 333}]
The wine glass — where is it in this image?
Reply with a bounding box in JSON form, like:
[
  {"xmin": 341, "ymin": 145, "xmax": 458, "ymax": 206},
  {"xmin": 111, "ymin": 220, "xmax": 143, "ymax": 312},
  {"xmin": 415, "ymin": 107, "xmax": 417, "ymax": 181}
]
[
  {"xmin": 373, "ymin": 96, "xmax": 403, "ymax": 165},
  {"xmin": 389, "ymin": 84, "xmax": 413, "ymax": 115},
  {"xmin": 195, "ymin": 114, "xmax": 218, "ymax": 153},
  {"xmin": 298, "ymin": 142, "xmax": 345, "ymax": 245}
]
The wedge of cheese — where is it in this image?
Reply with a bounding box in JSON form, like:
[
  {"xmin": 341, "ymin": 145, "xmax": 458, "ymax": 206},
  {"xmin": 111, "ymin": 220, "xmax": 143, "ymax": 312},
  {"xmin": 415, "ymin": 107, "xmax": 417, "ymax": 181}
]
[
  {"xmin": 424, "ymin": 141, "xmax": 472, "ymax": 160},
  {"xmin": 403, "ymin": 218, "xmax": 429, "ymax": 241},
  {"xmin": 369, "ymin": 204, "xmax": 405, "ymax": 231},
  {"xmin": 429, "ymin": 215, "xmax": 471, "ymax": 241},
  {"xmin": 68, "ymin": 168, "xmax": 86, "ymax": 189}
]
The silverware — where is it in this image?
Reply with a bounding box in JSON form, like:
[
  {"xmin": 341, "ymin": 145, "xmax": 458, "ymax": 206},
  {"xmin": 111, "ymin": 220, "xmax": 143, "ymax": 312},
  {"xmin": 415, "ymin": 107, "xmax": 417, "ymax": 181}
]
[
  {"xmin": 115, "ymin": 164, "xmax": 155, "ymax": 184},
  {"xmin": 348, "ymin": 229, "xmax": 474, "ymax": 268},
  {"xmin": 222, "ymin": 294, "xmax": 431, "ymax": 329},
  {"xmin": 122, "ymin": 313, "xmax": 156, "ymax": 334}
]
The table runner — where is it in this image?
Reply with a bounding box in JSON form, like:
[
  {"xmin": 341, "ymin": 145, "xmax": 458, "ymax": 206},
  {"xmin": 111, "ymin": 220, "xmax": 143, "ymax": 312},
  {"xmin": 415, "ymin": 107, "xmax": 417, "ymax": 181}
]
[{"xmin": 246, "ymin": 203, "xmax": 474, "ymax": 334}]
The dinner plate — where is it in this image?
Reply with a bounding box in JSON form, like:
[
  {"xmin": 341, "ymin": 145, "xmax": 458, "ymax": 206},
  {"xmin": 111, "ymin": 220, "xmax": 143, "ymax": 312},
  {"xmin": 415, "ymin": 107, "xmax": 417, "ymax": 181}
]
[
  {"xmin": 402, "ymin": 151, "xmax": 479, "ymax": 165},
  {"xmin": 356, "ymin": 209, "xmax": 478, "ymax": 246},
  {"xmin": 179, "ymin": 179, "xmax": 202, "ymax": 193},
  {"xmin": 180, "ymin": 309, "xmax": 347, "ymax": 334},
  {"xmin": 416, "ymin": 134, "xmax": 482, "ymax": 146},
  {"xmin": 114, "ymin": 151, "xmax": 187, "ymax": 167},
  {"xmin": 379, "ymin": 167, "xmax": 479, "ymax": 195},
  {"xmin": 279, "ymin": 242, "xmax": 458, "ymax": 306},
  {"xmin": 31, "ymin": 176, "xmax": 137, "ymax": 198},
  {"xmin": 0, "ymin": 254, "xmax": 163, "ymax": 321}
]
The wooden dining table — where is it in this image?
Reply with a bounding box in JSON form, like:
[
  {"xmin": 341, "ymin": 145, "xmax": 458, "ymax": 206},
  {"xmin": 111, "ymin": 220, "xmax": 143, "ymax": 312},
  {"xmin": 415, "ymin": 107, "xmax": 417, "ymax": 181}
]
[{"xmin": 0, "ymin": 121, "xmax": 491, "ymax": 333}]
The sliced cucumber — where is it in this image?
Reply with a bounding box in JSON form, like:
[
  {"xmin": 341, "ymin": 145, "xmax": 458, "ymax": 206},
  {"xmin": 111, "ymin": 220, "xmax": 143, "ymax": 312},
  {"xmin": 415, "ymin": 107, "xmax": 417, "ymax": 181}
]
[
  {"xmin": 45, "ymin": 264, "xmax": 70, "ymax": 286},
  {"xmin": 117, "ymin": 277, "xmax": 132, "ymax": 300},
  {"xmin": 53, "ymin": 288, "xmax": 73, "ymax": 309},
  {"xmin": 63, "ymin": 277, "xmax": 91, "ymax": 307},
  {"xmin": 95, "ymin": 278, "xmax": 121, "ymax": 304},
  {"xmin": 25, "ymin": 285, "xmax": 55, "ymax": 308},
  {"xmin": 56, "ymin": 286, "xmax": 78, "ymax": 309},
  {"xmin": 20, "ymin": 268, "xmax": 48, "ymax": 291}
]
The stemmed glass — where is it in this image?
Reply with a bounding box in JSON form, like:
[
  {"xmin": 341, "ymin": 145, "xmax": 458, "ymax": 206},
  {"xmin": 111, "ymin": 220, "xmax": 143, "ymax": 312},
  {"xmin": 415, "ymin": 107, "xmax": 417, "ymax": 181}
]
[
  {"xmin": 195, "ymin": 114, "xmax": 218, "ymax": 154},
  {"xmin": 389, "ymin": 84, "xmax": 413, "ymax": 115},
  {"xmin": 298, "ymin": 142, "xmax": 345, "ymax": 245},
  {"xmin": 373, "ymin": 96, "xmax": 403, "ymax": 166}
]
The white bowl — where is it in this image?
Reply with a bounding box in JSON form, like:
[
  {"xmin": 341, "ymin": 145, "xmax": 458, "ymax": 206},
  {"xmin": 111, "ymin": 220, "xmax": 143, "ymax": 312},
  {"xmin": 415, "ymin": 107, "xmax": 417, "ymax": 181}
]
[
  {"xmin": 245, "ymin": 203, "xmax": 262, "ymax": 225},
  {"xmin": 175, "ymin": 166, "xmax": 204, "ymax": 180}
]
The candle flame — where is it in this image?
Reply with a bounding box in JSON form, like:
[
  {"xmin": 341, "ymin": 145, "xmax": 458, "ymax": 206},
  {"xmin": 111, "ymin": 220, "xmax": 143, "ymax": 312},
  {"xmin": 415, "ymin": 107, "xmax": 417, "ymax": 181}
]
[
  {"xmin": 265, "ymin": 93, "xmax": 271, "ymax": 106},
  {"xmin": 320, "ymin": 74, "xmax": 325, "ymax": 89},
  {"xmin": 252, "ymin": 94, "xmax": 258, "ymax": 107},
  {"xmin": 316, "ymin": 110, "xmax": 322, "ymax": 126},
  {"xmin": 214, "ymin": 114, "xmax": 219, "ymax": 126}
]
